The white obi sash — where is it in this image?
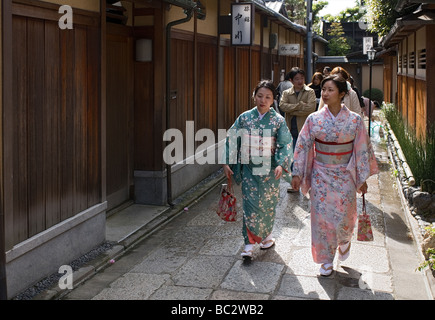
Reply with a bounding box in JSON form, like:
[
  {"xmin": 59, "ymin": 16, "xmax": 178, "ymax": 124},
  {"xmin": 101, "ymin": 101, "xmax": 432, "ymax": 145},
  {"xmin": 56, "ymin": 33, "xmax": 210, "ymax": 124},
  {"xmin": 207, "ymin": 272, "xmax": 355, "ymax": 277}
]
[{"xmin": 314, "ymin": 138, "xmax": 354, "ymax": 165}]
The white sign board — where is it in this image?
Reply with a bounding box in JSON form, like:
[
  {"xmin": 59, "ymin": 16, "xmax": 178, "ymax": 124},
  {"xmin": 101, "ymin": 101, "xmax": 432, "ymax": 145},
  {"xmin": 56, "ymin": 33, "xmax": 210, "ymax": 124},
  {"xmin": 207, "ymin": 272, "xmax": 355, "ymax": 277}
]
[
  {"xmin": 231, "ymin": 3, "xmax": 254, "ymax": 46},
  {"xmin": 279, "ymin": 44, "xmax": 300, "ymax": 56},
  {"xmin": 363, "ymin": 37, "xmax": 373, "ymax": 55}
]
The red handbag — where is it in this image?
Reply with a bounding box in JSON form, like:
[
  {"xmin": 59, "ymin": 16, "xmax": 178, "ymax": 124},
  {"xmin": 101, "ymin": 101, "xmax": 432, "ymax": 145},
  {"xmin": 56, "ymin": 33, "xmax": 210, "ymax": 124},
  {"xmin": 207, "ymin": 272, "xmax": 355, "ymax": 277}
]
[
  {"xmin": 357, "ymin": 194, "xmax": 374, "ymax": 241},
  {"xmin": 216, "ymin": 178, "xmax": 237, "ymax": 222}
]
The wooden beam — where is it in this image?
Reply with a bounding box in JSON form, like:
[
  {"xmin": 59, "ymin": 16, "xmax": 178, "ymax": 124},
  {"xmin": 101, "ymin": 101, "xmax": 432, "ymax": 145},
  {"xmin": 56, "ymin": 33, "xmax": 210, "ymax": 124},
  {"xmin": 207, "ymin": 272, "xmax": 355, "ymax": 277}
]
[
  {"xmin": 1, "ymin": 0, "xmax": 13, "ymax": 299},
  {"xmin": 100, "ymin": 0, "xmax": 107, "ymax": 203},
  {"xmin": 12, "ymin": 0, "xmax": 99, "ymax": 26}
]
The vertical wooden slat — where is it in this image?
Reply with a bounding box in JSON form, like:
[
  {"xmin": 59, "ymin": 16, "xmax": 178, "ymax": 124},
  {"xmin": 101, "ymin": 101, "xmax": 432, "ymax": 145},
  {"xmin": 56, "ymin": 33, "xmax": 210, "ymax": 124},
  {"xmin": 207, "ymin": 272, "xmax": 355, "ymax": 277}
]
[
  {"xmin": 12, "ymin": 16, "xmax": 28, "ymax": 244},
  {"xmin": 407, "ymin": 77, "xmax": 416, "ymax": 130},
  {"xmin": 87, "ymin": 25, "xmax": 101, "ymax": 206},
  {"xmin": 197, "ymin": 42, "xmax": 204, "ymax": 131},
  {"xmin": 1, "ymin": 0, "xmax": 13, "ymax": 298},
  {"xmin": 426, "ymin": 25, "xmax": 435, "ymax": 128},
  {"xmin": 106, "ymin": 32, "xmax": 132, "ymax": 209},
  {"xmin": 3, "ymin": 0, "xmax": 14, "ymax": 252},
  {"xmin": 100, "ymin": 0, "xmax": 107, "ymax": 204},
  {"xmin": 152, "ymin": 7, "xmax": 164, "ymax": 172},
  {"xmin": 416, "ymin": 79, "xmax": 427, "ymax": 138},
  {"xmin": 74, "ymin": 26, "xmax": 88, "ymax": 213},
  {"xmin": 223, "ymin": 45, "xmax": 236, "ymax": 129},
  {"xmin": 44, "ymin": 20, "xmax": 61, "ymax": 228},
  {"xmin": 9, "ymin": 4, "xmax": 102, "ymax": 247},
  {"xmin": 401, "ymin": 75, "xmax": 407, "ymax": 119},
  {"xmin": 60, "ymin": 27, "xmax": 75, "ymax": 221},
  {"xmin": 169, "ymin": 38, "xmax": 177, "ymax": 131},
  {"xmin": 27, "ymin": 18, "xmax": 45, "ymax": 237}
]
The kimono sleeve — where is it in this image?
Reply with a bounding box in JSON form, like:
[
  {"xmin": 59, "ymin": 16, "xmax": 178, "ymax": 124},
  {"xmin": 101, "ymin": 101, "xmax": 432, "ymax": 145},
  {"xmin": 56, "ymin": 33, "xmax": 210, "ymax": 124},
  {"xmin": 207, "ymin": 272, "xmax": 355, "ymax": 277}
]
[
  {"xmin": 274, "ymin": 118, "xmax": 293, "ymax": 183},
  {"xmin": 292, "ymin": 115, "xmax": 316, "ymax": 196},
  {"xmin": 346, "ymin": 117, "xmax": 379, "ymax": 192},
  {"xmin": 221, "ymin": 115, "xmax": 243, "ymax": 184}
]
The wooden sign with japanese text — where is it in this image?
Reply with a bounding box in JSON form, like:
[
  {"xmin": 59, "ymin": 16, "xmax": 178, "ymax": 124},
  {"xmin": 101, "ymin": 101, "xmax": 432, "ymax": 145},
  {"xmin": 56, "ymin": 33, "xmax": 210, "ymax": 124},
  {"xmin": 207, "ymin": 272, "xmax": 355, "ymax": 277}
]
[{"xmin": 231, "ymin": 2, "xmax": 254, "ymax": 46}]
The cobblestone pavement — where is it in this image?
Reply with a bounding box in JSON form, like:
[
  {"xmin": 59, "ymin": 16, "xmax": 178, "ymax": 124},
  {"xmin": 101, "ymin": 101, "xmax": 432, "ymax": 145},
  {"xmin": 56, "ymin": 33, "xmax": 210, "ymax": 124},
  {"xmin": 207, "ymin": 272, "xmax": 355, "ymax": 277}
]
[{"xmin": 60, "ymin": 132, "xmax": 433, "ymax": 301}]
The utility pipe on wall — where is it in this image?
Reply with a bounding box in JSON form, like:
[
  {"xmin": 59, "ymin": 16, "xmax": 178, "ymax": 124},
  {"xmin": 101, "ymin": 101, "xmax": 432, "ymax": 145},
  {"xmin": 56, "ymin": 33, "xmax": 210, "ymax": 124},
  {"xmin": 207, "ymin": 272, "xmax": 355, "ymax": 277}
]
[{"xmin": 306, "ymin": 0, "xmax": 313, "ymax": 80}]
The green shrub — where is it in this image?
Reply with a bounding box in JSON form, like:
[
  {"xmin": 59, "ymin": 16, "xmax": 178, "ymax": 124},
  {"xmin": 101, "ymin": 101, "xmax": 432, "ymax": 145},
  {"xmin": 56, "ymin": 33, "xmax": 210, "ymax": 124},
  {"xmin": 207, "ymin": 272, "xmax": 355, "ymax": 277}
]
[
  {"xmin": 362, "ymin": 88, "xmax": 384, "ymax": 104},
  {"xmin": 382, "ymin": 103, "xmax": 435, "ymax": 188},
  {"xmin": 417, "ymin": 226, "xmax": 435, "ymax": 273}
]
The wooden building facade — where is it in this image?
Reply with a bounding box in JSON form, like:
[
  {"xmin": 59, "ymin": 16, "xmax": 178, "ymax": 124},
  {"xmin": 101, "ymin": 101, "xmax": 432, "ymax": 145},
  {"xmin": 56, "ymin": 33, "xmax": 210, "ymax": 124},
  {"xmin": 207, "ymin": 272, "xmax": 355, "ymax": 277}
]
[
  {"xmin": 0, "ymin": 0, "xmax": 311, "ymax": 298},
  {"xmin": 380, "ymin": 1, "xmax": 435, "ymax": 138}
]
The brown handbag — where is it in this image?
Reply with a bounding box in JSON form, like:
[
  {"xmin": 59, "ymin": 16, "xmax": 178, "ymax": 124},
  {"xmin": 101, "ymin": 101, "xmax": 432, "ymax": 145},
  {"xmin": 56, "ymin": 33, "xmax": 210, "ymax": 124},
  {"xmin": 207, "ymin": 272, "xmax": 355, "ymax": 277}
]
[
  {"xmin": 216, "ymin": 178, "xmax": 237, "ymax": 222},
  {"xmin": 357, "ymin": 194, "xmax": 374, "ymax": 241}
]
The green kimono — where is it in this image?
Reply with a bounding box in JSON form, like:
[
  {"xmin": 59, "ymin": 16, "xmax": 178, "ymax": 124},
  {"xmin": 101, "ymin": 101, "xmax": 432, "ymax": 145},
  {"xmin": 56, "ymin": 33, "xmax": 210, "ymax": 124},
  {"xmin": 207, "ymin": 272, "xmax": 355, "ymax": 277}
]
[{"xmin": 224, "ymin": 107, "xmax": 293, "ymax": 245}]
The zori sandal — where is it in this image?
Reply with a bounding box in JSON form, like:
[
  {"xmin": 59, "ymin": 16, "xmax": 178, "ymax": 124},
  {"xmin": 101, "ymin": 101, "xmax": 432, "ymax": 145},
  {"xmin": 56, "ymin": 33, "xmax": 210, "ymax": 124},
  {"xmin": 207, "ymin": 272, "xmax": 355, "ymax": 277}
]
[
  {"xmin": 259, "ymin": 238, "xmax": 276, "ymax": 250},
  {"xmin": 241, "ymin": 250, "xmax": 253, "ymax": 260},
  {"xmin": 320, "ymin": 263, "xmax": 333, "ymax": 277},
  {"xmin": 338, "ymin": 242, "xmax": 351, "ymax": 261}
]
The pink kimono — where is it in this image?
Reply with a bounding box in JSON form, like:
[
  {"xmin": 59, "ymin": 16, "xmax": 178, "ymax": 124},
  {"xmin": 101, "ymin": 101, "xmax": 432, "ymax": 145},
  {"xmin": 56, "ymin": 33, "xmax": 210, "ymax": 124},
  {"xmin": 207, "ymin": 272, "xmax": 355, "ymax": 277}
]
[{"xmin": 292, "ymin": 106, "xmax": 378, "ymax": 264}]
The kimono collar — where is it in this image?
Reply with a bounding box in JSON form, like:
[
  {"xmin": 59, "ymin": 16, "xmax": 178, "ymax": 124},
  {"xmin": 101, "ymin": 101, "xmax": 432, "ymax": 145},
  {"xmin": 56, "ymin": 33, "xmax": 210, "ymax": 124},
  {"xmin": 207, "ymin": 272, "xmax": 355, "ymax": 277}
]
[
  {"xmin": 324, "ymin": 104, "xmax": 349, "ymax": 120},
  {"xmin": 253, "ymin": 106, "xmax": 275, "ymax": 119}
]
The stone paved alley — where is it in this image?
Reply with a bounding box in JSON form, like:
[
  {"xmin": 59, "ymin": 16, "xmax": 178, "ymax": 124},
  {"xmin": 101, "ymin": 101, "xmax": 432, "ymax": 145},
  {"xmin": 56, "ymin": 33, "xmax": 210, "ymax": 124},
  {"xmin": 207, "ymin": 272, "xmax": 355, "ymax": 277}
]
[{"xmin": 55, "ymin": 121, "xmax": 434, "ymax": 301}]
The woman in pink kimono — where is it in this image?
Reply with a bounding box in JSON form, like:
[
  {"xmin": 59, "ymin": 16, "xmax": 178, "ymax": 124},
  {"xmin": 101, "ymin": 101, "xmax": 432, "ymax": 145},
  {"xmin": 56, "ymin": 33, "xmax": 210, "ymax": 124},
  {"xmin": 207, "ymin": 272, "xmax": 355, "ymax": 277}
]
[{"xmin": 291, "ymin": 75, "xmax": 378, "ymax": 276}]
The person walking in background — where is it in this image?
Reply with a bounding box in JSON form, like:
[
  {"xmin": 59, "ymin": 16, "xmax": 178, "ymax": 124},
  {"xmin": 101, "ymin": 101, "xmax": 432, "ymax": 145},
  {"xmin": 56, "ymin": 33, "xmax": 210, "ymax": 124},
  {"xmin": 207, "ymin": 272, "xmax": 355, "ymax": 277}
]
[
  {"xmin": 308, "ymin": 72, "xmax": 323, "ymax": 110},
  {"xmin": 222, "ymin": 80, "xmax": 293, "ymax": 261},
  {"xmin": 275, "ymin": 72, "xmax": 293, "ymax": 116},
  {"xmin": 291, "ymin": 75, "xmax": 379, "ymax": 276},
  {"xmin": 323, "ymin": 66, "xmax": 332, "ymax": 77},
  {"xmin": 349, "ymin": 76, "xmax": 365, "ymax": 112},
  {"xmin": 318, "ymin": 67, "xmax": 363, "ymax": 116},
  {"xmin": 279, "ymin": 67, "xmax": 316, "ymax": 192}
]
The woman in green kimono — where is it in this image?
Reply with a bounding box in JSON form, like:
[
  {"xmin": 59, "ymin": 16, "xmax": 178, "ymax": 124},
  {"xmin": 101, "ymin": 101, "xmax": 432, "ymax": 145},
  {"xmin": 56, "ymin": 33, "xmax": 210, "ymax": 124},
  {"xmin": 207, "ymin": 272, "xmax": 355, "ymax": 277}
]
[{"xmin": 223, "ymin": 80, "xmax": 293, "ymax": 260}]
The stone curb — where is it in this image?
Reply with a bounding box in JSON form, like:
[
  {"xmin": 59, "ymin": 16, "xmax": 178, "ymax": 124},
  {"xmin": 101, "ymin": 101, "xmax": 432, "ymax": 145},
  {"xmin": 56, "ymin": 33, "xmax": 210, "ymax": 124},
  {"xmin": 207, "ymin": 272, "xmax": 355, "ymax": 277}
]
[{"xmin": 384, "ymin": 124, "xmax": 435, "ymax": 299}]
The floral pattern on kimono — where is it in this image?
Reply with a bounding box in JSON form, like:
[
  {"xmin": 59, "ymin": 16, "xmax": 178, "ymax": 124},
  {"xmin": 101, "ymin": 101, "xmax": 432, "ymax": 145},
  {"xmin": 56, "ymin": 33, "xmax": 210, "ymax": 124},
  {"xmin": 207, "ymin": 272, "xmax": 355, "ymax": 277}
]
[
  {"xmin": 224, "ymin": 107, "xmax": 293, "ymax": 245},
  {"xmin": 292, "ymin": 106, "xmax": 378, "ymax": 264}
]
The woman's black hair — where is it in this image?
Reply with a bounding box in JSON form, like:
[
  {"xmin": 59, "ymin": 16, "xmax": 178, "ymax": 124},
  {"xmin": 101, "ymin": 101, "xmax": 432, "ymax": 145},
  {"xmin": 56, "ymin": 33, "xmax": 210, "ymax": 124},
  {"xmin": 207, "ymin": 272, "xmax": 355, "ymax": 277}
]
[
  {"xmin": 253, "ymin": 79, "xmax": 277, "ymax": 97},
  {"xmin": 321, "ymin": 74, "xmax": 349, "ymax": 95}
]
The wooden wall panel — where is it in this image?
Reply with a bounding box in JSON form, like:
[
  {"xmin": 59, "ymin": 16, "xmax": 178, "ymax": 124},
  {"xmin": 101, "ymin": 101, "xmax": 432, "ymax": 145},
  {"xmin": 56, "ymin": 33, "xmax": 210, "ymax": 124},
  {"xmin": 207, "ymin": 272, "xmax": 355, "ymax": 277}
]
[
  {"xmin": 27, "ymin": 18, "xmax": 45, "ymax": 237},
  {"xmin": 170, "ymin": 38, "xmax": 194, "ymax": 160},
  {"xmin": 416, "ymin": 79, "xmax": 427, "ymax": 138},
  {"xmin": 383, "ymin": 56, "xmax": 392, "ymax": 104},
  {"xmin": 134, "ymin": 62, "xmax": 155, "ymax": 171},
  {"xmin": 236, "ymin": 48, "xmax": 252, "ymax": 115},
  {"xmin": 10, "ymin": 12, "xmax": 101, "ymax": 246},
  {"xmin": 44, "ymin": 20, "xmax": 61, "ymax": 228},
  {"xmin": 397, "ymin": 75, "xmax": 402, "ymax": 114},
  {"xmin": 106, "ymin": 30, "xmax": 134, "ymax": 209},
  {"xmin": 223, "ymin": 46, "xmax": 236, "ymax": 129},
  {"xmin": 427, "ymin": 25, "xmax": 435, "ymax": 127},
  {"xmin": 407, "ymin": 77, "xmax": 416, "ymax": 130},
  {"xmin": 74, "ymin": 26, "xmax": 89, "ymax": 215},
  {"xmin": 12, "ymin": 15, "xmax": 29, "ymax": 244},
  {"xmin": 251, "ymin": 49, "xmax": 261, "ymax": 93},
  {"xmin": 197, "ymin": 41, "xmax": 217, "ymax": 133},
  {"xmin": 59, "ymin": 27, "xmax": 74, "ymax": 222},
  {"xmin": 402, "ymin": 76, "xmax": 407, "ymax": 119},
  {"xmin": 86, "ymin": 26, "xmax": 102, "ymax": 206}
]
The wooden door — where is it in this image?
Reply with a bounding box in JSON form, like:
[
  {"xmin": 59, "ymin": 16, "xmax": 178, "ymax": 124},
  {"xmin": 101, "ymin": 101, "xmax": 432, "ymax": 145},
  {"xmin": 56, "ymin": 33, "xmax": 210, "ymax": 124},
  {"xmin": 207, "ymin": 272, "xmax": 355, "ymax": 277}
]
[{"xmin": 106, "ymin": 26, "xmax": 134, "ymax": 210}]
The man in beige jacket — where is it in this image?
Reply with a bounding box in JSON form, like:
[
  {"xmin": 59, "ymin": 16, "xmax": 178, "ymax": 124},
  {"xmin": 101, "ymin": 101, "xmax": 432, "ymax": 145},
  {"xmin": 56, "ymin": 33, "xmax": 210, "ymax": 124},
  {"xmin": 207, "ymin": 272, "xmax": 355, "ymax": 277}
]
[
  {"xmin": 279, "ymin": 67, "xmax": 316, "ymax": 193},
  {"xmin": 279, "ymin": 67, "xmax": 317, "ymax": 152}
]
